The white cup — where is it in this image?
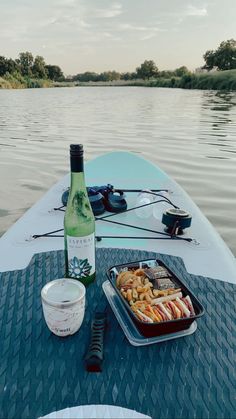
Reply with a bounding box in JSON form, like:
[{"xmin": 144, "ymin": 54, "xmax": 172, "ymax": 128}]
[{"xmin": 41, "ymin": 278, "xmax": 86, "ymax": 337}]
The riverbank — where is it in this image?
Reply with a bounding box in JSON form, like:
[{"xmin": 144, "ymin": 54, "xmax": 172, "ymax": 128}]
[
  {"xmin": 148, "ymin": 69, "xmax": 236, "ymax": 90},
  {"xmin": 1, "ymin": 70, "xmax": 236, "ymax": 90}
]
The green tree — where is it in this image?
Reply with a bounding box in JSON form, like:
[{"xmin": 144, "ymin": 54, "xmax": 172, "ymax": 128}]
[
  {"xmin": 0, "ymin": 56, "xmax": 8, "ymax": 76},
  {"xmin": 136, "ymin": 60, "xmax": 159, "ymax": 79},
  {"xmin": 214, "ymin": 39, "xmax": 236, "ymax": 70},
  {"xmin": 109, "ymin": 71, "xmax": 120, "ymax": 81},
  {"xmin": 98, "ymin": 71, "xmax": 121, "ymax": 81},
  {"xmin": 32, "ymin": 56, "xmax": 47, "ymax": 78},
  {"xmin": 0, "ymin": 57, "xmax": 20, "ymax": 76},
  {"xmin": 45, "ymin": 64, "xmax": 64, "ymax": 81},
  {"xmin": 97, "ymin": 72, "xmax": 109, "ymax": 82},
  {"xmin": 7, "ymin": 58, "xmax": 20, "ymax": 74},
  {"xmin": 73, "ymin": 72, "xmax": 99, "ymax": 82},
  {"xmin": 203, "ymin": 39, "xmax": 236, "ymax": 70},
  {"xmin": 158, "ymin": 70, "xmax": 175, "ymax": 78},
  {"xmin": 203, "ymin": 50, "xmax": 216, "ymax": 70},
  {"xmin": 17, "ymin": 52, "xmax": 34, "ymax": 76},
  {"xmin": 174, "ymin": 66, "xmax": 189, "ymax": 77},
  {"xmin": 120, "ymin": 72, "xmax": 137, "ymax": 80}
]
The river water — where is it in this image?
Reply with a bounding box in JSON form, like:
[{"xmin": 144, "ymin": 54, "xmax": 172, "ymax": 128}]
[{"xmin": 0, "ymin": 87, "xmax": 236, "ymax": 255}]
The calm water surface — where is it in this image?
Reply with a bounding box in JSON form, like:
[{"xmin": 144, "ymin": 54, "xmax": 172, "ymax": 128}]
[{"xmin": 0, "ymin": 87, "xmax": 236, "ymax": 255}]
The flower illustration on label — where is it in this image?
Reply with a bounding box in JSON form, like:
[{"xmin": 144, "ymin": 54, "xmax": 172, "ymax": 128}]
[{"xmin": 68, "ymin": 256, "xmax": 92, "ymax": 278}]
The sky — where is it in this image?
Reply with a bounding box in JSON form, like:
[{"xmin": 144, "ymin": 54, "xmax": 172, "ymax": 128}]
[{"xmin": 0, "ymin": 0, "xmax": 236, "ymax": 75}]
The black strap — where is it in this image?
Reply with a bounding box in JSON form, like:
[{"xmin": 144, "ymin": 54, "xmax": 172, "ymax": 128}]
[
  {"xmin": 32, "ymin": 194, "xmax": 193, "ymax": 243},
  {"xmin": 53, "ymin": 205, "xmax": 66, "ymax": 212},
  {"xmin": 32, "ymin": 228, "xmax": 64, "ymax": 239},
  {"xmin": 120, "ymin": 189, "xmax": 169, "ymax": 192},
  {"xmin": 96, "ymin": 235, "xmax": 193, "ymax": 242},
  {"xmin": 85, "ymin": 312, "xmax": 107, "ymax": 372},
  {"xmin": 96, "ymin": 217, "xmax": 171, "ymax": 236}
]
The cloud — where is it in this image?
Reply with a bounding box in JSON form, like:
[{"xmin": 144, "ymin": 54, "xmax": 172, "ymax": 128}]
[
  {"xmin": 45, "ymin": 15, "xmax": 90, "ymax": 27},
  {"xmin": 119, "ymin": 23, "xmax": 147, "ymax": 31},
  {"xmin": 56, "ymin": 0, "xmax": 77, "ymax": 5},
  {"xmin": 116, "ymin": 22, "xmax": 165, "ymax": 41},
  {"xmin": 174, "ymin": 4, "xmax": 208, "ymax": 24},
  {"xmin": 185, "ymin": 5, "xmax": 208, "ymax": 17},
  {"xmin": 118, "ymin": 23, "xmax": 163, "ymax": 32},
  {"xmin": 93, "ymin": 3, "xmax": 123, "ymax": 19},
  {"xmin": 140, "ymin": 33, "xmax": 157, "ymax": 41},
  {"xmin": 38, "ymin": 9, "xmax": 92, "ymax": 30},
  {"xmin": 102, "ymin": 32, "xmax": 122, "ymax": 41}
]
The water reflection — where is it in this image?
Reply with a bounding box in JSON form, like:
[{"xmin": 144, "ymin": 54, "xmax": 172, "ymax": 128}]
[
  {"xmin": 20, "ymin": 184, "xmax": 45, "ymax": 191},
  {"xmin": 214, "ymin": 91, "xmax": 236, "ymax": 107},
  {"xmin": 199, "ymin": 90, "xmax": 236, "ymax": 157},
  {"xmin": 206, "ymin": 155, "xmax": 229, "ymax": 159},
  {"xmin": 202, "ymin": 91, "xmax": 236, "ymax": 110}
]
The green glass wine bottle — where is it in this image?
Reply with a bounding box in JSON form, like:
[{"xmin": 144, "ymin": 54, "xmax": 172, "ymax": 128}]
[{"xmin": 64, "ymin": 144, "xmax": 95, "ymax": 285}]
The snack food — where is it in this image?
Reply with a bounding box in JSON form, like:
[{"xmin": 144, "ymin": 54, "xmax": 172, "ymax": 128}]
[{"xmin": 116, "ymin": 267, "xmax": 195, "ymax": 324}]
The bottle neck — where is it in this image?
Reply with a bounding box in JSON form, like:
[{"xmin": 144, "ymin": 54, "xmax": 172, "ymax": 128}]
[
  {"xmin": 70, "ymin": 154, "xmax": 84, "ymax": 173},
  {"xmin": 69, "ymin": 154, "xmax": 86, "ymax": 194},
  {"xmin": 70, "ymin": 172, "xmax": 86, "ymax": 194}
]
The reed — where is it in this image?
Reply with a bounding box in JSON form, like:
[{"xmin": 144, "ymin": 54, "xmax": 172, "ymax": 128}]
[
  {"xmin": 149, "ymin": 70, "xmax": 236, "ymax": 91},
  {"xmin": 0, "ymin": 73, "xmax": 54, "ymax": 89},
  {"xmin": 1, "ymin": 70, "xmax": 236, "ymax": 91}
]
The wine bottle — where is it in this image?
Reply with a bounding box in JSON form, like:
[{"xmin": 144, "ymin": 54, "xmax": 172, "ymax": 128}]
[{"xmin": 64, "ymin": 144, "xmax": 95, "ymax": 285}]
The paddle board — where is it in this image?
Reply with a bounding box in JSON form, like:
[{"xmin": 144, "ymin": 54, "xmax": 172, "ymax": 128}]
[{"xmin": 0, "ymin": 151, "xmax": 235, "ymax": 284}]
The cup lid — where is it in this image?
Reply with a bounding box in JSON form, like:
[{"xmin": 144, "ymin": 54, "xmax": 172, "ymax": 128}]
[{"xmin": 41, "ymin": 278, "xmax": 85, "ymax": 307}]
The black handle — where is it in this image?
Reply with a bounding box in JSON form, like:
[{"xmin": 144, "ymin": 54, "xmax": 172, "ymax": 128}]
[{"xmin": 85, "ymin": 312, "xmax": 107, "ymax": 372}]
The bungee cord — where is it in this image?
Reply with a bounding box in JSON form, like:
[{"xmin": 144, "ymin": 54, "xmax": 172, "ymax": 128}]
[{"xmin": 32, "ymin": 190, "xmax": 195, "ymax": 243}]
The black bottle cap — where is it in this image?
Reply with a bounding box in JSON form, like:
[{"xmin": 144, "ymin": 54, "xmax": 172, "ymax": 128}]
[
  {"xmin": 70, "ymin": 144, "xmax": 83, "ymax": 156},
  {"xmin": 70, "ymin": 144, "xmax": 84, "ymax": 172}
]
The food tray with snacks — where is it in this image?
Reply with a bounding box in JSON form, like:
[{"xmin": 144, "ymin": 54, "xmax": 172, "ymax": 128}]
[
  {"xmin": 102, "ymin": 280, "xmax": 197, "ymax": 346},
  {"xmin": 106, "ymin": 258, "xmax": 204, "ymax": 338}
]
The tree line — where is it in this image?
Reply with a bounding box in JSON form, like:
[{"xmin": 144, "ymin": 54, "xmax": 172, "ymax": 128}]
[
  {"xmin": 0, "ymin": 52, "xmax": 64, "ymax": 81},
  {"xmin": 0, "ymin": 39, "xmax": 235, "ymax": 85},
  {"xmin": 71, "ymin": 64, "xmax": 190, "ymax": 82},
  {"xmin": 0, "ymin": 51, "xmax": 190, "ymax": 83},
  {"xmin": 72, "ymin": 39, "xmax": 236, "ymax": 82}
]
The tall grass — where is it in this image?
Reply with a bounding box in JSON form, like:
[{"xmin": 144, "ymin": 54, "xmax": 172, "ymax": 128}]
[
  {"xmin": 25, "ymin": 78, "xmax": 53, "ymax": 88},
  {"xmin": 1, "ymin": 69, "xmax": 236, "ymax": 91},
  {"xmin": 0, "ymin": 72, "xmax": 54, "ymax": 89},
  {"xmin": 1, "ymin": 72, "xmax": 26, "ymax": 88},
  {"xmin": 0, "ymin": 77, "xmax": 12, "ymax": 89},
  {"xmin": 150, "ymin": 70, "xmax": 236, "ymax": 91}
]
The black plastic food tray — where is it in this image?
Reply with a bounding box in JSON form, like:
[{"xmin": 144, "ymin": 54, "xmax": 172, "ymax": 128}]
[{"xmin": 106, "ymin": 258, "xmax": 204, "ymax": 338}]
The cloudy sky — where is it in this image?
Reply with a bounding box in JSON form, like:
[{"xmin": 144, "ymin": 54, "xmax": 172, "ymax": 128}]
[{"xmin": 0, "ymin": 0, "xmax": 235, "ymax": 75}]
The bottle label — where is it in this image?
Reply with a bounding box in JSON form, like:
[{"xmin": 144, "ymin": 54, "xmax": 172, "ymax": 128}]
[{"xmin": 66, "ymin": 233, "xmax": 95, "ymax": 279}]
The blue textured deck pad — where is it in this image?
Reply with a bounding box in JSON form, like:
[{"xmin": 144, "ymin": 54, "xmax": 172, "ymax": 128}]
[{"xmin": 0, "ymin": 248, "xmax": 235, "ymax": 419}]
